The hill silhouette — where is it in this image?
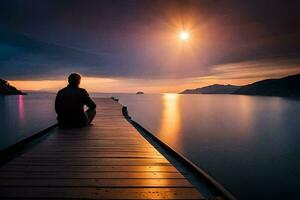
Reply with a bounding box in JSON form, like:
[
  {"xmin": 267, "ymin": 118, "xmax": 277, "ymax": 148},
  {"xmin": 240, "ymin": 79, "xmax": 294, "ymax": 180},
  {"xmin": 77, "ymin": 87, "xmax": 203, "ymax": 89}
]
[
  {"xmin": 180, "ymin": 84, "xmax": 240, "ymax": 94},
  {"xmin": 180, "ymin": 73, "xmax": 300, "ymax": 97},
  {"xmin": 234, "ymin": 73, "xmax": 300, "ymax": 97},
  {"xmin": 0, "ymin": 79, "xmax": 25, "ymax": 95}
]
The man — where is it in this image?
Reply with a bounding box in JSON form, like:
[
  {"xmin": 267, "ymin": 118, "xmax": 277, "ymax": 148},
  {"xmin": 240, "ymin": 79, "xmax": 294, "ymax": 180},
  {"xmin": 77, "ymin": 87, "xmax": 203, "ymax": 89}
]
[{"xmin": 55, "ymin": 73, "xmax": 96, "ymax": 129}]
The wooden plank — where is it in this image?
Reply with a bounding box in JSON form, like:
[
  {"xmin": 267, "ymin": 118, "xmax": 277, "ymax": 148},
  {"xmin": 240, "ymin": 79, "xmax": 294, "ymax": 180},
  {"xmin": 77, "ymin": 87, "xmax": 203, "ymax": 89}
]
[
  {"xmin": 39, "ymin": 141, "xmax": 151, "ymax": 145},
  {"xmin": 7, "ymin": 159, "xmax": 171, "ymax": 166},
  {"xmin": 0, "ymin": 165, "xmax": 179, "ymax": 172},
  {"xmin": 0, "ymin": 172, "xmax": 185, "ymax": 179},
  {"xmin": 18, "ymin": 154, "xmax": 164, "ymax": 159},
  {"xmin": 0, "ymin": 187, "xmax": 204, "ymax": 199},
  {"xmin": 27, "ymin": 148, "xmax": 160, "ymax": 152},
  {"xmin": 23, "ymin": 152, "xmax": 161, "ymax": 155},
  {"xmin": 0, "ymin": 178, "xmax": 193, "ymax": 187},
  {"xmin": 37, "ymin": 143, "xmax": 153, "ymax": 147},
  {"xmin": 31, "ymin": 146, "xmax": 158, "ymax": 150},
  {"xmin": 21, "ymin": 152, "xmax": 163, "ymax": 156},
  {"xmin": 12, "ymin": 157, "xmax": 168, "ymax": 161}
]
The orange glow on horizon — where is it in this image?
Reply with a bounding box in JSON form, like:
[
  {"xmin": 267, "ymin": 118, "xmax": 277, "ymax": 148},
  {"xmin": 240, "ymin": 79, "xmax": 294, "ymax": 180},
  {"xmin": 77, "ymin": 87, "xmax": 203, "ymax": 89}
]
[
  {"xmin": 8, "ymin": 77, "xmax": 119, "ymax": 93},
  {"xmin": 7, "ymin": 59, "xmax": 300, "ymax": 94}
]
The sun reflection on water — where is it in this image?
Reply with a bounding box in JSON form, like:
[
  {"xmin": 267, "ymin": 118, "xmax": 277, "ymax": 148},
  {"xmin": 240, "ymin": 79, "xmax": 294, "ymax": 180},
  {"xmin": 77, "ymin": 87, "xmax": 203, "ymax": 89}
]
[{"xmin": 158, "ymin": 93, "xmax": 182, "ymax": 151}]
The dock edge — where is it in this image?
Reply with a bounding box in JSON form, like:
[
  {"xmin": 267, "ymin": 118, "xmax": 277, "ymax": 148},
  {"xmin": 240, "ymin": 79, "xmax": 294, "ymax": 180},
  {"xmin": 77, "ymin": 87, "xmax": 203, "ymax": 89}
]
[{"xmin": 116, "ymin": 98, "xmax": 236, "ymax": 200}]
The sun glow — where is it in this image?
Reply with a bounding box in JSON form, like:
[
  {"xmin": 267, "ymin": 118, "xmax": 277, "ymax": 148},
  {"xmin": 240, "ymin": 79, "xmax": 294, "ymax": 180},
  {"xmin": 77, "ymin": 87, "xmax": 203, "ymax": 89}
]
[{"xmin": 179, "ymin": 31, "xmax": 189, "ymax": 40}]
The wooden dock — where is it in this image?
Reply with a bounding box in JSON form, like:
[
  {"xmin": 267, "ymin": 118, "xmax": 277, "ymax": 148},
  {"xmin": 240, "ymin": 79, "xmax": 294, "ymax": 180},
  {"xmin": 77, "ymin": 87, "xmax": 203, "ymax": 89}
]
[{"xmin": 0, "ymin": 98, "xmax": 204, "ymax": 199}]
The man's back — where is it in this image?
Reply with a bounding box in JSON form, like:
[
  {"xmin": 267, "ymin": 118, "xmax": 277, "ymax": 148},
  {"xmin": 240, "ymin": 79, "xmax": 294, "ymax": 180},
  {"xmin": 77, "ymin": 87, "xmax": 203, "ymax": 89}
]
[{"xmin": 55, "ymin": 86, "xmax": 96, "ymax": 128}]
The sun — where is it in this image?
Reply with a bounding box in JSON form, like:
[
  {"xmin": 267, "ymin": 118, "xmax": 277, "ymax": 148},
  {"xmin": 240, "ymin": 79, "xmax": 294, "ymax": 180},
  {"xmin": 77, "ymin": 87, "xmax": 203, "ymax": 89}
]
[{"xmin": 179, "ymin": 31, "xmax": 189, "ymax": 41}]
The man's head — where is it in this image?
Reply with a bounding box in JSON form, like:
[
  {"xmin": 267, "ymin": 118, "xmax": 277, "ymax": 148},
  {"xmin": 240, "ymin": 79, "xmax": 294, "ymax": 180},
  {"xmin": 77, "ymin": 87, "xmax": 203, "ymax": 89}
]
[{"xmin": 68, "ymin": 73, "xmax": 81, "ymax": 87}]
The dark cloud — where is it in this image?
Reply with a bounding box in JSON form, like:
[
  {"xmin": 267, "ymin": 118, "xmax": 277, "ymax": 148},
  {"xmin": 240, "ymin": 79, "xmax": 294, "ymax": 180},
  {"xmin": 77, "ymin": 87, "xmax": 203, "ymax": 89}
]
[{"xmin": 0, "ymin": 0, "xmax": 300, "ymax": 80}]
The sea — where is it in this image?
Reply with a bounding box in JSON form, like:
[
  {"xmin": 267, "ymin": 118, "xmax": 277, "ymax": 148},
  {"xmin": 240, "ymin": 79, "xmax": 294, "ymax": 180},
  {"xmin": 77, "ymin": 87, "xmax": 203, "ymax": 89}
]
[{"xmin": 0, "ymin": 92, "xmax": 299, "ymax": 200}]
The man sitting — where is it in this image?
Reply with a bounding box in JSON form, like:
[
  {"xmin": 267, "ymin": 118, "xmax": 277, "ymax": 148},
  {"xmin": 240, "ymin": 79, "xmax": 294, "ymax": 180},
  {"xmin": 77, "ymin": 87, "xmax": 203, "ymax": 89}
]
[{"xmin": 55, "ymin": 73, "xmax": 96, "ymax": 129}]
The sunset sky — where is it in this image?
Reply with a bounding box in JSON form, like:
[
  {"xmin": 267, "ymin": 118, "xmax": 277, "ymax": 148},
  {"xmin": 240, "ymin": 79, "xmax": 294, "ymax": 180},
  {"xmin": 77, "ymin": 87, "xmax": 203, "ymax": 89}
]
[{"xmin": 1, "ymin": 0, "xmax": 300, "ymax": 93}]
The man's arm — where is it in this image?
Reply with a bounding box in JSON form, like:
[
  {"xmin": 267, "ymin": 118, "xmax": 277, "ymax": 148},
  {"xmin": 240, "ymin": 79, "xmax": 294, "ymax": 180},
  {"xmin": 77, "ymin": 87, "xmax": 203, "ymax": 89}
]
[
  {"xmin": 54, "ymin": 91, "xmax": 61, "ymax": 114},
  {"xmin": 82, "ymin": 89, "xmax": 96, "ymax": 110}
]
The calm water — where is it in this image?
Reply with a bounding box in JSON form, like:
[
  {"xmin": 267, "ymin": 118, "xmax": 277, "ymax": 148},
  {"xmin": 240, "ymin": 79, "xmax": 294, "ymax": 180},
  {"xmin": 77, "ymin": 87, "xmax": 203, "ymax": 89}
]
[
  {"xmin": 0, "ymin": 93, "xmax": 299, "ymax": 199},
  {"xmin": 0, "ymin": 93, "xmax": 56, "ymax": 149},
  {"xmin": 115, "ymin": 94, "xmax": 300, "ymax": 200}
]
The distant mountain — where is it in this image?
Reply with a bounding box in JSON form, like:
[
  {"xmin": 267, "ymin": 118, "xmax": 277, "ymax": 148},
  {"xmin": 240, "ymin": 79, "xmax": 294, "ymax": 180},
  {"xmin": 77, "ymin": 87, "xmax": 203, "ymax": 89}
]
[
  {"xmin": 234, "ymin": 73, "xmax": 300, "ymax": 97},
  {"xmin": 180, "ymin": 84, "xmax": 241, "ymax": 94},
  {"xmin": 0, "ymin": 79, "xmax": 25, "ymax": 95},
  {"xmin": 136, "ymin": 91, "xmax": 144, "ymax": 94}
]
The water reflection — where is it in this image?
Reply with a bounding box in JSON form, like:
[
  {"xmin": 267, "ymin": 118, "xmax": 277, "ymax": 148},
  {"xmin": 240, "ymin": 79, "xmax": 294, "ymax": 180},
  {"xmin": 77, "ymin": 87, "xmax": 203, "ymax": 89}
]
[
  {"xmin": 113, "ymin": 94, "xmax": 300, "ymax": 200},
  {"xmin": 157, "ymin": 93, "xmax": 182, "ymax": 151},
  {"xmin": 235, "ymin": 95, "xmax": 254, "ymax": 138},
  {"xmin": 18, "ymin": 95, "xmax": 25, "ymax": 123},
  {"xmin": 0, "ymin": 92, "xmax": 57, "ymax": 150}
]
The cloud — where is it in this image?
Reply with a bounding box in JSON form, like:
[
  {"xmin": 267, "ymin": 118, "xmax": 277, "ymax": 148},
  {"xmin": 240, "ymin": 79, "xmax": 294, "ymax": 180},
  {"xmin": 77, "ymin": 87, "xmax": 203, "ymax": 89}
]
[
  {"xmin": 1, "ymin": 0, "xmax": 300, "ymax": 83},
  {"xmin": 0, "ymin": 29, "xmax": 122, "ymax": 80}
]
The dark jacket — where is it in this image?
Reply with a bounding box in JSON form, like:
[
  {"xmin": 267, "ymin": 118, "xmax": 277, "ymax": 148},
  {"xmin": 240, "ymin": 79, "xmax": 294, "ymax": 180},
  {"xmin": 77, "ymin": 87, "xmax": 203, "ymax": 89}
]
[{"xmin": 55, "ymin": 85, "xmax": 96, "ymax": 128}]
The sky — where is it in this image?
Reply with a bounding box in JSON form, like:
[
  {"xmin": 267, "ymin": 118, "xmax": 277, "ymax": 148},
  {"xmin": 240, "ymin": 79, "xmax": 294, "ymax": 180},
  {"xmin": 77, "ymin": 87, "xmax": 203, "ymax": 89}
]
[{"xmin": 1, "ymin": 0, "xmax": 300, "ymax": 93}]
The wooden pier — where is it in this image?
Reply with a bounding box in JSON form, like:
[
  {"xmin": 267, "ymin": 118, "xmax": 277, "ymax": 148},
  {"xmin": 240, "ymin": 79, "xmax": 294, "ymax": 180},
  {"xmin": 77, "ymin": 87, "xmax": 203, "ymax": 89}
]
[{"xmin": 0, "ymin": 98, "xmax": 204, "ymax": 199}]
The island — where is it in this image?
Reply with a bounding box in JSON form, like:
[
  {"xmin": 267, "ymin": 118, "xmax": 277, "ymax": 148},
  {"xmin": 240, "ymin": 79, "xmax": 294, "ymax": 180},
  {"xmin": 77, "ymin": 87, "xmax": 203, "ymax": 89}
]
[
  {"xmin": 136, "ymin": 91, "xmax": 144, "ymax": 94},
  {"xmin": 180, "ymin": 73, "xmax": 300, "ymax": 97},
  {"xmin": 0, "ymin": 79, "xmax": 26, "ymax": 95}
]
